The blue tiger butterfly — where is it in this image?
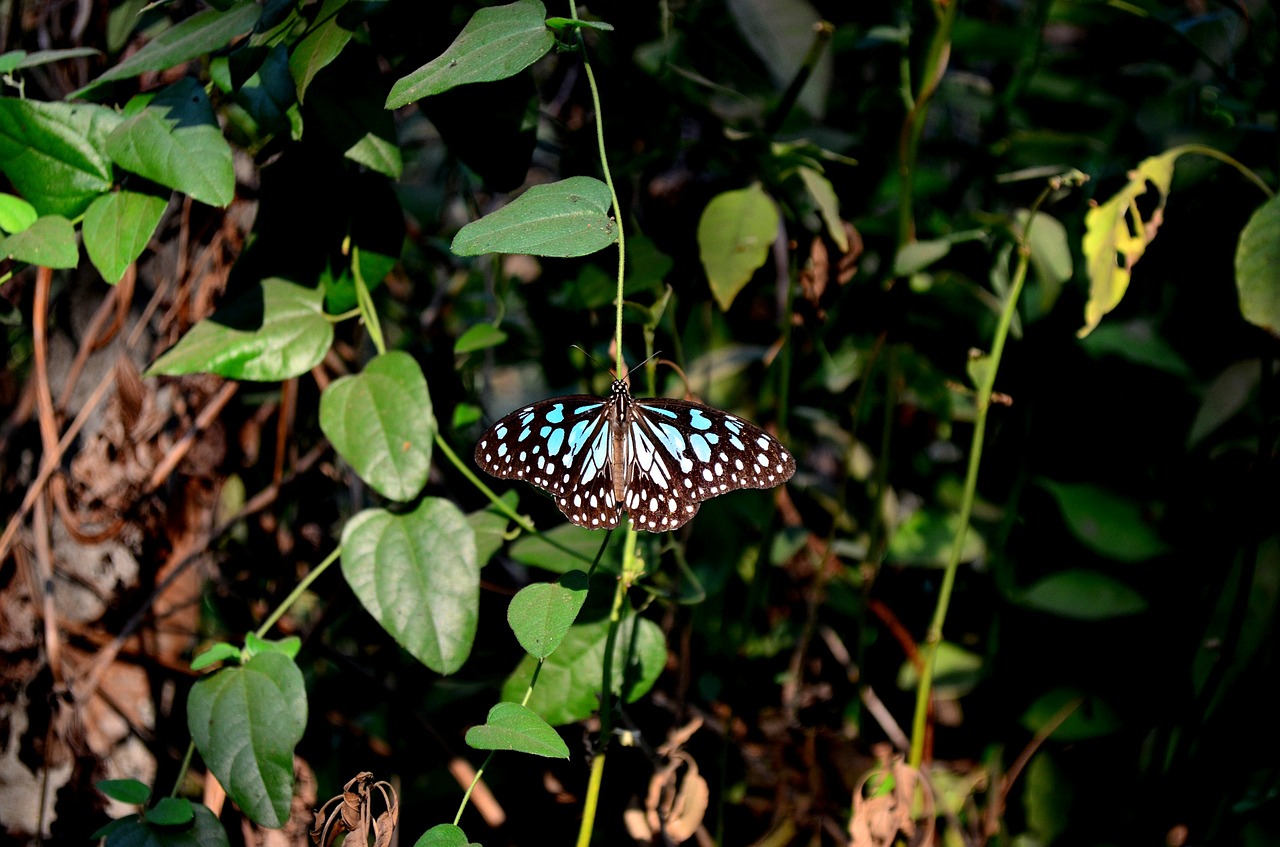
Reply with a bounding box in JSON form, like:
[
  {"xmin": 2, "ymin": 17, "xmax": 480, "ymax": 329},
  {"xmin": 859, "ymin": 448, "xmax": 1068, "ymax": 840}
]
[{"xmin": 475, "ymin": 379, "xmax": 795, "ymax": 531}]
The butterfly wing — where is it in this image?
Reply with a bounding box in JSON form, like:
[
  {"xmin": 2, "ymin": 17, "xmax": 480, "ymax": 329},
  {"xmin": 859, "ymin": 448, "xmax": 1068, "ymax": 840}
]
[
  {"xmin": 624, "ymin": 397, "xmax": 796, "ymax": 532},
  {"xmin": 474, "ymin": 395, "xmax": 623, "ymax": 529}
]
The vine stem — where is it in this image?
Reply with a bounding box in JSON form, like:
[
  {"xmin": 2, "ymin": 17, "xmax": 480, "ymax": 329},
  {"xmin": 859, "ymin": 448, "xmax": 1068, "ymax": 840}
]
[
  {"xmin": 351, "ymin": 245, "xmax": 387, "ymax": 356},
  {"xmin": 255, "ymin": 546, "xmax": 342, "ymax": 638},
  {"xmin": 906, "ymin": 181, "xmax": 1066, "ymax": 768}
]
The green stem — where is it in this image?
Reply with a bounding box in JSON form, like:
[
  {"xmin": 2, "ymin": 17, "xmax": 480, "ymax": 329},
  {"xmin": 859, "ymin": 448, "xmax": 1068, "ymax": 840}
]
[
  {"xmin": 570, "ymin": 0, "xmax": 626, "ymax": 375},
  {"xmin": 169, "ymin": 741, "xmax": 196, "ymax": 798},
  {"xmin": 453, "ymin": 751, "xmax": 497, "ymax": 827},
  {"xmin": 351, "ymin": 245, "xmax": 386, "ymax": 356},
  {"xmin": 763, "ymin": 21, "xmax": 834, "ymax": 137},
  {"xmin": 1173, "ymin": 144, "xmax": 1275, "ymax": 199},
  {"xmin": 255, "ymin": 545, "xmax": 341, "ymax": 638},
  {"xmin": 907, "ymin": 182, "xmax": 1056, "ymax": 769},
  {"xmin": 576, "ymin": 753, "xmax": 607, "ymax": 847}
]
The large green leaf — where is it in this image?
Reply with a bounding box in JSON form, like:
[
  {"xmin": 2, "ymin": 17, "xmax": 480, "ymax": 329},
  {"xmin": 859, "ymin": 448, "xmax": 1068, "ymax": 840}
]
[
  {"xmin": 1012, "ymin": 569, "xmax": 1147, "ymax": 619},
  {"xmin": 319, "ymin": 351, "xmax": 436, "ymax": 502},
  {"xmin": 0, "ymin": 215, "xmax": 78, "ymax": 268},
  {"xmin": 1235, "ymin": 193, "xmax": 1280, "ymax": 336},
  {"xmin": 102, "ymin": 804, "xmax": 229, "ymax": 847},
  {"xmin": 105, "ymin": 79, "xmax": 235, "ymax": 208},
  {"xmin": 83, "ymin": 189, "xmax": 170, "ymax": 283},
  {"xmin": 464, "ymin": 702, "xmax": 570, "ymax": 758},
  {"xmin": 341, "ymin": 499, "xmax": 479, "ymax": 674},
  {"xmin": 697, "ymin": 184, "xmax": 779, "ymax": 310},
  {"xmin": 501, "ymin": 613, "xmax": 666, "ymax": 726},
  {"xmin": 0, "ymin": 98, "xmax": 119, "ymax": 217},
  {"xmin": 186, "ymin": 652, "xmax": 306, "ymax": 829},
  {"xmin": 507, "ymin": 570, "xmax": 589, "ymax": 659},
  {"xmin": 385, "ymin": 0, "xmax": 553, "ymax": 108},
  {"xmin": 74, "ymin": 3, "xmax": 262, "ymax": 96},
  {"xmin": 1039, "ymin": 480, "xmax": 1169, "ymax": 562},
  {"xmin": 146, "ymin": 278, "xmax": 333, "ymax": 381},
  {"xmin": 289, "ymin": 0, "xmax": 356, "ymax": 103},
  {"xmin": 451, "ymin": 176, "xmax": 615, "ymax": 258}
]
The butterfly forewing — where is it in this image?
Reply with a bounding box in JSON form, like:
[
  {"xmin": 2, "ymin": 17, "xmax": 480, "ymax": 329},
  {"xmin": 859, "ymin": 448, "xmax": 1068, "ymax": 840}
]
[
  {"xmin": 622, "ymin": 397, "xmax": 796, "ymax": 531},
  {"xmin": 474, "ymin": 395, "xmax": 623, "ymax": 529},
  {"xmin": 475, "ymin": 381, "xmax": 796, "ymax": 532}
]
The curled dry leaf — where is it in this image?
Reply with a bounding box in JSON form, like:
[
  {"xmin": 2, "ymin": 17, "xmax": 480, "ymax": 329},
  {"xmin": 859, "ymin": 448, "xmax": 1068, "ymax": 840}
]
[
  {"xmin": 848, "ymin": 747, "xmax": 935, "ymax": 847},
  {"xmin": 310, "ymin": 772, "xmax": 399, "ymax": 847},
  {"xmin": 626, "ymin": 717, "xmax": 710, "ymax": 844},
  {"xmin": 798, "ymin": 222, "xmax": 863, "ymax": 317}
]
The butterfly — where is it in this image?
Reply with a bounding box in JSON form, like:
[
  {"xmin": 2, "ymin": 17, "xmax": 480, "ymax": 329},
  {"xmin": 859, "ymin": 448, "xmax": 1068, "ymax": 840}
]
[{"xmin": 475, "ymin": 379, "xmax": 796, "ymax": 532}]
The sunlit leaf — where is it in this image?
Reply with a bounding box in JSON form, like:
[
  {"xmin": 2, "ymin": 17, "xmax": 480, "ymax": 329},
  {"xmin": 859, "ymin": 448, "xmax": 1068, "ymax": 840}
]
[
  {"xmin": 0, "ymin": 193, "xmax": 38, "ymax": 233},
  {"xmin": 507, "ymin": 570, "xmax": 589, "ymax": 659},
  {"xmin": 455, "ymin": 323, "xmax": 509, "ymax": 354},
  {"xmin": 451, "ymin": 176, "xmax": 615, "ymax": 258},
  {"xmin": 697, "ymin": 184, "xmax": 779, "ymax": 310},
  {"xmin": 412, "ymin": 824, "xmax": 481, "ymax": 847},
  {"xmin": 0, "ymin": 215, "xmax": 77, "ymax": 268},
  {"xmin": 464, "ymin": 702, "xmax": 570, "ymax": 758},
  {"xmin": 0, "ymin": 98, "xmax": 119, "ymax": 217},
  {"xmin": 83, "ymin": 189, "xmax": 170, "ymax": 283}
]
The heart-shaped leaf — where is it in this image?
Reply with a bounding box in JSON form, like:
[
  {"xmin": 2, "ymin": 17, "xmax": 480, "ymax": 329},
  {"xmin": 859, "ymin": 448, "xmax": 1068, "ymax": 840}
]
[
  {"xmin": 146, "ymin": 278, "xmax": 333, "ymax": 381},
  {"xmin": 144, "ymin": 797, "xmax": 194, "ymax": 826},
  {"xmin": 83, "ymin": 189, "xmax": 170, "ymax": 283},
  {"xmin": 0, "ymin": 98, "xmax": 119, "ymax": 217},
  {"xmin": 341, "ymin": 499, "xmax": 479, "ymax": 674},
  {"xmin": 0, "ymin": 214, "xmax": 77, "ymax": 268},
  {"xmin": 507, "ymin": 571, "xmax": 588, "ymax": 659},
  {"xmin": 451, "ymin": 176, "xmax": 615, "ymax": 258},
  {"xmin": 464, "ymin": 702, "xmax": 570, "ymax": 758},
  {"xmin": 186, "ymin": 652, "xmax": 306, "ymax": 829},
  {"xmin": 320, "ymin": 351, "xmax": 436, "ymax": 502}
]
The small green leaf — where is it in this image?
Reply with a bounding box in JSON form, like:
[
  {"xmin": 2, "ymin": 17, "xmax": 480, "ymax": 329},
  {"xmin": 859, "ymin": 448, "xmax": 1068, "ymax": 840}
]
[
  {"xmin": 893, "ymin": 238, "xmax": 951, "ymax": 276},
  {"xmin": 896, "ymin": 641, "xmax": 983, "ymax": 697},
  {"xmin": 455, "ymin": 324, "xmax": 508, "ymax": 354},
  {"xmin": 98, "ymin": 778, "xmax": 151, "ymax": 805},
  {"xmin": 697, "ymin": 184, "xmax": 779, "ymax": 310},
  {"xmin": 0, "ymin": 98, "xmax": 119, "ymax": 218},
  {"xmin": 320, "ymin": 351, "xmax": 436, "ymax": 501},
  {"xmin": 83, "ymin": 189, "xmax": 170, "ymax": 283},
  {"xmin": 144, "ymin": 797, "xmax": 194, "ymax": 826},
  {"xmin": 74, "ymin": 3, "xmax": 262, "ymax": 96},
  {"xmin": 102, "ymin": 803, "xmax": 230, "ymax": 847},
  {"xmin": 187, "ymin": 652, "xmax": 306, "ymax": 829},
  {"xmin": 242, "ymin": 633, "xmax": 301, "ymax": 661},
  {"xmin": 412, "ymin": 824, "xmax": 481, "ymax": 847},
  {"xmin": 1023, "ymin": 753, "xmax": 1071, "ymax": 843},
  {"xmin": 385, "ymin": 0, "xmax": 554, "ymax": 108},
  {"xmin": 5, "ymin": 47, "xmax": 100, "ymax": 70},
  {"xmin": 1015, "ymin": 209, "xmax": 1071, "ymax": 289},
  {"xmin": 507, "ymin": 571, "xmax": 589, "ymax": 659},
  {"xmin": 105, "ymin": 79, "xmax": 235, "ymax": 208},
  {"xmin": 190, "ymin": 642, "xmax": 240, "ymax": 671},
  {"xmin": 502, "ymin": 614, "xmax": 666, "ymax": 726},
  {"xmin": 1187, "ymin": 359, "xmax": 1261, "ymax": 448},
  {"xmin": 1235, "ymin": 193, "xmax": 1280, "ymax": 336},
  {"xmin": 465, "ymin": 702, "xmax": 570, "ymax": 758},
  {"xmin": 1020, "ymin": 688, "xmax": 1121, "ymax": 740},
  {"xmin": 887, "ymin": 506, "xmax": 986, "ymax": 568},
  {"xmin": 1013, "ymin": 569, "xmax": 1148, "ymax": 619},
  {"xmin": 452, "ymin": 402, "xmax": 483, "ymax": 430},
  {"xmin": 1079, "ymin": 319, "xmax": 1194, "ymax": 377},
  {"xmin": 797, "ymin": 166, "xmax": 847, "ymax": 251},
  {"xmin": 544, "ymin": 16, "xmax": 614, "ymax": 32},
  {"xmin": 146, "ymin": 278, "xmax": 334, "ymax": 381},
  {"xmin": 451, "ymin": 176, "xmax": 615, "ymax": 258},
  {"xmin": 1039, "ymin": 480, "xmax": 1168, "ymax": 562},
  {"xmin": 342, "ymin": 499, "xmax": 479, "ymax": 674},
  {"xmin": 0, "ymin": 214, "xmax": 78, "ymax": 268},
  {"xmin": 0, "ymin": 193, "xmax": 38, "ymax": 234},
  {"xmin": 289, "ymin": 0, "xmax": 355, "ymax": 103},
  {"xmin": 0, "ymin": 50, "xmax": 24, "ymax": 74}
]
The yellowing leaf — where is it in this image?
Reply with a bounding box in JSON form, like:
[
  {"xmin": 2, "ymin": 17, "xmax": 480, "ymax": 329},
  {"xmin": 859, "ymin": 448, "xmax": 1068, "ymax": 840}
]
[{"xmin": 697, "ymin": 184, "xmax": 779, "ymax": 311}]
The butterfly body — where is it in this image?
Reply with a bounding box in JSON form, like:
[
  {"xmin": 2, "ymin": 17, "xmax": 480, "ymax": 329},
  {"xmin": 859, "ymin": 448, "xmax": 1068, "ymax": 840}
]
[{"xmin": 475, "ymin": 379, "xmax": 795, "ymax": 532}]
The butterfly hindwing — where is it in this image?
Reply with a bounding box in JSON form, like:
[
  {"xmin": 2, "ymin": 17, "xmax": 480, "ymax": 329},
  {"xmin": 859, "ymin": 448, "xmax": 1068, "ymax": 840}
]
[{"xmin": 474, "ymin": 395, "xmax": 622, "ymax": 529}]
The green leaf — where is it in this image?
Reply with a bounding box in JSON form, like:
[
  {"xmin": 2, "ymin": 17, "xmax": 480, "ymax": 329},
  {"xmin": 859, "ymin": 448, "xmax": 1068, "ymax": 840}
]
[
  {"xmin": 886, "ymin": 506, "xmax": 986, "ymax": 568},
  {"xmin": 1020, "ymin": 688, "xmax": 1121, "ymax": 740},
  {"xmin": 146, "ymin": 278, "xmax": 334, "ymax": 381},
  {"xmin": 465, "ymin": 702, "xmax": 570, "ymax": 758},
  {"xmin": 544, "ymin": 16, "xmax": 614, "ymax": 32},
  {"xmin": 74, "ymin": 3, "xmax": 263, "ymax": 96},
  {"xmin": 144, "ymin": 798, "xmax": 194, "ymax": 826},
  {"xmin": 797, "ymin": 166, "xmax": 847, "ymax": 251},
  {"xmin": 83, "ymin": 189, "xmax": 170, "ymax": 283},
  {"xmin": 102, "ymin": 804, "xmax": 230, "ymax": 847},
  {"xmin": 507, "ymin": 570, "xmax": 589, "ymax": 659},
  {"xmin": 1078, "ymin": 319, "xmax": 1194, "ymax": 378},
  {"xmin": 97, "ymin": 778, "xmax": 152, "ymax": 805},
  {"xmin": 289, "ymin": 0, "xmax": 355, "ymax": 103},
  {"xmin": 190, "ymin": 642, "xmax": 240, "ymax": 671},
  {"xmin": 501, "ymin": 613, "xmax": 666, "ymax": 726},
  {"xmin": 1039, "ymin": 480, "xmax": 1169, "ymax": 562},
  {"xmin": 451, "ymin": 176, "xmax": 615, "ymax": 258},
  {"xmin": 3, "ymin": 47, "xmax": 100, "ymax": 71},
  {"xmin": 0, "ymin": 98, "xmax": 119, "ymax": 217},
  {"xmin": 320, "ymin": 351, "xmax": 436, "ymax": 501},
  {"xmin": 455, "ymin": 323, "xmax": 509, "ymax": 354},
  {"xmin": 0, "ymin": 50, "xmax": 24, "ymax": 73},
  {"xmin": 1013, "ymin": 569, "xmax": 1148, "ymax": 619},
  {"xmin": 307, "ymin": 50, "xmax": 403, "ymax": 179},
  {"xmin": 1078, "ymin": 146, "xmax": 1192, "ymax": 338},
  {"xmin": 896, "ymin": 641, "xmax": 983, "ymax": 697},
  {"xmin": 224, "ymin": 45, "xmax": 296, "ymax": 137},
  {"xmin": 341, "ymin": 499, "xmax": 479, "ymax": 674},
  {"xmin": 1187, "ymin": 359, "xmax": 1261, "ymax": 448},
  {"xmin": 1023, "ymin": 753, "xmax": 1071, "ymax": 843},
  {"xmin": 0, "ymin": 193, "xmax": 38, "ymax": 233},
  {"xmin": 1235, "ymin": 193, "xmax": 1280, "ymax": 335},
  {"xmin": 697, "ymin": 184, "xmax": 779, "ymax": 310},
  {"xmin": 1015, "ymin": 209, "xmax": 1072, "ymax": 287},
  {"xmin": 186, "ymin": 652, "xmax": 306, "ymax": 829},
  {"xmin": 385, "ymin": 0, "xmax": 554, "ymax": 108},
  {"xmin": 0, "ymin": 215, "xmax": 78, "ymax": 268},
  {"xmin": 242, "ymin": 633, "xmax": 301, "ymax": 661},
  {"xmin": 893, "ymin": 238, "xmax": 951, "ymax": 276},
  {"xmin": 105, "ymin": 79, "xmax": 235, "ymax": 208},
  {"xmin": 412, "ymin": 824, "xmax": 481, "ymax": 847},
  {"xmin": 468, "ymin": 492, "xmax": 517, "ymax": 568},
  {"xmin": 509, "ymin": 522, "xmax": 617, "ymax": 574}
]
